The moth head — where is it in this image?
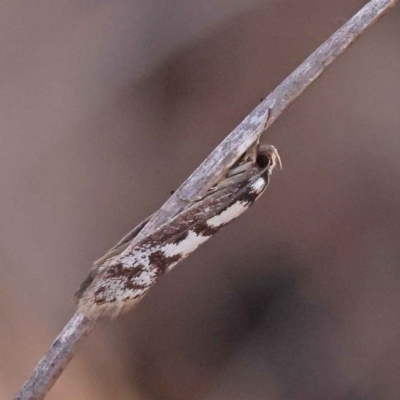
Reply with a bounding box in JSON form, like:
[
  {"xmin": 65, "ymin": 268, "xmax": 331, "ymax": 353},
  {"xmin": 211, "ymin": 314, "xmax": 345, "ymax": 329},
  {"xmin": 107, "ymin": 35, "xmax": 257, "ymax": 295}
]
[{"xmin": 256, "ymin": 144, "xmax": 282, "ymax": 174}]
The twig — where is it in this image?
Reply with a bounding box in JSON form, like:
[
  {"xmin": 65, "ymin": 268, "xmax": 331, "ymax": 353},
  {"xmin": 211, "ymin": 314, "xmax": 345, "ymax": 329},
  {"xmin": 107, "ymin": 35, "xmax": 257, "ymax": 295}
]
[
  {"xmin": 15, "ymin": 313, "xmax": 96, "ymax": 400},
  {"xmin": 15, "ymin": 1, "xmax": 397, "ymax": 399},
  {"xmin": 136, "ymin": 0, "xmax": 397, "ymax": 238}
]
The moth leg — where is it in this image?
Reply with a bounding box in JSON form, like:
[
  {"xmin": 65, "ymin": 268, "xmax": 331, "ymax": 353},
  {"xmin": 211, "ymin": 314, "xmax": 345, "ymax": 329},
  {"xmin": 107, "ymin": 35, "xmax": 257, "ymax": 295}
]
[
  {"xmin": 226, "ymin": 161, "xmax": 253, "ymax": 177},
  {"xmin": 262, "ymin": 107, "xmax": 272, "ymax": 131},
  {"xmin": 210, "ymin": 139, "xmax": 263, "ymax": 192},
  {"xmin": 177, "ymin": 192, "xmax": 205, "ymax": 203},
  {"xmin": 247, "ymin": 107, "xmax": 272, "ymax": 158},
  {"xmin": 238, "ymin": 138, "xmax": 260, "ymax": 167}
]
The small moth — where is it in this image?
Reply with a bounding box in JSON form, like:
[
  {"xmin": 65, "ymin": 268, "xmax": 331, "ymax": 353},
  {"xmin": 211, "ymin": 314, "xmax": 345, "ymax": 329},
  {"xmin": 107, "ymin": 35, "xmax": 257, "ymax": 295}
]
[{"xmin": 76, "ymin": 144, "xmax": 281, "ymax": 319}]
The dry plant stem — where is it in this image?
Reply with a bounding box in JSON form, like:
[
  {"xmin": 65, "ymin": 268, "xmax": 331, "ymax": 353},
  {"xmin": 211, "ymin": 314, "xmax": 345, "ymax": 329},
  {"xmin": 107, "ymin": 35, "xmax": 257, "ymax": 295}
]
[
  {"xmin": 15, "ymin": 1, "xmax": 397, "ymax": 399},
  {"xmin": 15, "ymin": 313, "xmax": 96, "ymax": 400},
  {"xmin": 140, "ymin": 0, "xmax": 397, "ymax": 239}
]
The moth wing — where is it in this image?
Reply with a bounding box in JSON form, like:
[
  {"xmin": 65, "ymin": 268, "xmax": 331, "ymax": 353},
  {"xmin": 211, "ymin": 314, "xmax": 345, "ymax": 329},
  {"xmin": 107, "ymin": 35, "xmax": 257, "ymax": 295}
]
[
  {"xmin": 78, "ymin": 167, "xmax": 268, "ymax": 317},
  {"xmin": 74, "ymin": 213, "xmax": 154, "ymax": 301},
  {"xmin": 93, "ymin": 213, "xmax": 155, "ymax": 267}
]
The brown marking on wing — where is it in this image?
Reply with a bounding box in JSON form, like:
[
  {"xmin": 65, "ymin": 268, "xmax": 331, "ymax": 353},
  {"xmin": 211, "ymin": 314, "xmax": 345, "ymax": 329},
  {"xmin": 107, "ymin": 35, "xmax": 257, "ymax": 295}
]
[{"xmin": 148, "ymin": 251, "xmax": 182, "ymax": 274}]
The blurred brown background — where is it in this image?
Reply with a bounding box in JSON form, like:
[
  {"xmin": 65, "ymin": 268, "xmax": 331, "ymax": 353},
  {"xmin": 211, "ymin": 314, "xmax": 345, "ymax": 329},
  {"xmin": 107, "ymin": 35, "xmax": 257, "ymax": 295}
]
[{"xmin": 1, "ymin": 1, "xmax": 400, "ymax": 399}]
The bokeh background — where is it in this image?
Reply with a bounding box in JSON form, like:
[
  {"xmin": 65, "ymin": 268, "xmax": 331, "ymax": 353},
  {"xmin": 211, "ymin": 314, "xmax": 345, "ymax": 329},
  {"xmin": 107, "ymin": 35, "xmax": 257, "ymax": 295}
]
[{"xmin": 1, "ymin": 1, "xmax": 400, "ymax": 399}]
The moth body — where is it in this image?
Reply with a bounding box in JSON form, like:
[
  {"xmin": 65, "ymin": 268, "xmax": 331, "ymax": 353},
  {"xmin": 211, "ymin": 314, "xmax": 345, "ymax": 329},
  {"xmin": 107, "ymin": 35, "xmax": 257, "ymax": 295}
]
[{"xmin": 77, "ymin": 145, "xmax": 280, "ymax": 319}]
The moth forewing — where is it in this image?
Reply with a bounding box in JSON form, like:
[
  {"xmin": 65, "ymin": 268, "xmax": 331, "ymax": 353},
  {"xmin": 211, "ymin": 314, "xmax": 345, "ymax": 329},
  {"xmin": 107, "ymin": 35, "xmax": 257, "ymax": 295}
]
[{"xmin": 78, "ymin": 145, "xmax": 280, "ymax": 319}]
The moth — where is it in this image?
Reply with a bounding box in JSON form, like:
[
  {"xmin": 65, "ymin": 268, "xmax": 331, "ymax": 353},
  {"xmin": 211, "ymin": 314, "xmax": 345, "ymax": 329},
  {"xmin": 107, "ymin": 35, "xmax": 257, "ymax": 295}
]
[{"xmin": 76, "ymin": 144, "xmax": 281, "ymax": 319}]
